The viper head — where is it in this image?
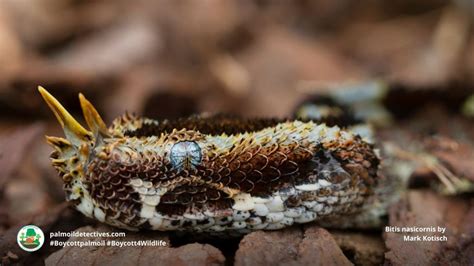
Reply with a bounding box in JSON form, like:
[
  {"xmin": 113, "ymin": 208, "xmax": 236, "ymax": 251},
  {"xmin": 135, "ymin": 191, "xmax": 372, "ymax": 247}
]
[{"xmin": 38, "ymin": 86, "xmax": 109, "ymax": 199}]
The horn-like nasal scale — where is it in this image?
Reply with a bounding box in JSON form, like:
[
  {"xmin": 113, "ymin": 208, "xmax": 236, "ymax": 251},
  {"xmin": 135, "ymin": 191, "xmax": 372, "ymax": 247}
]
[
  {"xmin": 38, "ymin": 86, "xmax": 93, "ymax": 147},
  {"xmin": 79, "ymin": 93, "xmax": 109, "ymax": 137}
]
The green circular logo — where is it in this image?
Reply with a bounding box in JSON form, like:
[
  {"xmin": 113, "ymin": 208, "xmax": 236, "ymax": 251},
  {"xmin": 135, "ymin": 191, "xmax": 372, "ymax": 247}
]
[{"xmin": 17, "ymin": 225, "xmax": 45, "ymax": 252}]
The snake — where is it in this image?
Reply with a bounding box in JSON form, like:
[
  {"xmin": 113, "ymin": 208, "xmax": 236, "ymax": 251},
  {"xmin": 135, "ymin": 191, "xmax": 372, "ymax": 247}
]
[{"xmin": 38, "ymin": 86, "xmax": 385, "ymax": 234}]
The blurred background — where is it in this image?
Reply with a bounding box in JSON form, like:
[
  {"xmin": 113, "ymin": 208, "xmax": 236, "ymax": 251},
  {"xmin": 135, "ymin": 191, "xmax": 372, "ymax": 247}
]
[
  {"xmin": 1, "ymin": 0, "xmax": 474, "ymax": 121},
  {"xmin": 1, "ymin": 0, "xmax": 474, "ymax": 264}
]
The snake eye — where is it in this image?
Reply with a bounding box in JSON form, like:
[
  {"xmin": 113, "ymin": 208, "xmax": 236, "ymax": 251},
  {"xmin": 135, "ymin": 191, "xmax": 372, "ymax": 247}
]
[{"xmin": 170, "ymin": 141, "xmax": 202, "ymax": 172}]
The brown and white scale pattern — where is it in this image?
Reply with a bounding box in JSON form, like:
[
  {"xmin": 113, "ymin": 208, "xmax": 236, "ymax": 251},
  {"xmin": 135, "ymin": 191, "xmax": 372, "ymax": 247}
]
[{"xmin": 39, "ymin": 87, "xmax": 380, "ymax": 234}]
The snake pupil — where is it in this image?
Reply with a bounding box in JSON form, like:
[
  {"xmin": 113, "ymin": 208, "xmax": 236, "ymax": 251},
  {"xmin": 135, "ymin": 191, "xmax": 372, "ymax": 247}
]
[{"xmin": 170, "ymin": 141, "xmax": 202, "ymax": 172}]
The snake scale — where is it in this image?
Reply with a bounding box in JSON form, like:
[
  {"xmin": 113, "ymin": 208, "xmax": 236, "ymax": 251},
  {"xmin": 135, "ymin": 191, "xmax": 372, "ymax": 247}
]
[{"xmin": 39, "ymin": 86, "xmax": 382, "ymax": 234}]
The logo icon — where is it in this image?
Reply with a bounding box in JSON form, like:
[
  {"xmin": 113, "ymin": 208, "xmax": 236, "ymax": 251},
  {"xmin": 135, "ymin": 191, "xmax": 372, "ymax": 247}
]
[{"xmin": 17, "ymin": 225, "xmax": 45, "ymax": 252}]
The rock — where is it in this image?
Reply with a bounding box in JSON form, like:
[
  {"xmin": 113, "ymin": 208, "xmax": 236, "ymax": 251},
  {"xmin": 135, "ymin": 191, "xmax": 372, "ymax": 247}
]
[
  {"xmin": 235, "ymin": 228, "xmax": 302, "ymax": 266},
  {"xmin": 331, "ymin": 230, "xmax": 385, "ymax": 266},
  {"xmin": 235, "ymin": 226, "xmax": 351, "ymax": 266},
  {"xmin": 45, "ymin": 225, "xmax": 225, "ymax": 266},
  {"xmin": 384, "ymin": 190, "xmax": 474, "ymax": 265},
  {"xmin": 139, "ymin": 243, "xmax": 225, "ymax": 266},
  {"xmin": 298, "ymin": 227, "xmax": 352, "ymax": 266}
]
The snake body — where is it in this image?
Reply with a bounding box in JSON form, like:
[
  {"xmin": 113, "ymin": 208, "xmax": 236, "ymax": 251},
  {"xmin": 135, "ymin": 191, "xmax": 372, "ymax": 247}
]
[{"xmin": 40, "ymin": 87, "xmax": 380, "ymax": 233}]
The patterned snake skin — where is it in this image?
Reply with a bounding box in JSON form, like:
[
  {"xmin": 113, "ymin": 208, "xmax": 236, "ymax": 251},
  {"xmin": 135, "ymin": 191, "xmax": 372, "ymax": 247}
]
[{"xmin": 39, "ymin": 87, "xmax": 380, "ymax": 234}]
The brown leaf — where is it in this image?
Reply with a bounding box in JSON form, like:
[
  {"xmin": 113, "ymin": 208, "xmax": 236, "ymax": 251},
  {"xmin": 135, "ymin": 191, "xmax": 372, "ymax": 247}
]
[
  {"xmin": 0, "ymin": 123, "xmax": 44, "ymax": 194},
  {"xmin": 425, "ymin": 136, "xmax": 474, "ymax": 182}
]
